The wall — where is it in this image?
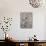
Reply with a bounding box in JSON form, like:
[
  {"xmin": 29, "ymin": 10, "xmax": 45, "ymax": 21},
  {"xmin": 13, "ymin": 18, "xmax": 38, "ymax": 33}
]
[{"xmin": 0, "ymin": 0, "xmax": 46, "ymax": 40}]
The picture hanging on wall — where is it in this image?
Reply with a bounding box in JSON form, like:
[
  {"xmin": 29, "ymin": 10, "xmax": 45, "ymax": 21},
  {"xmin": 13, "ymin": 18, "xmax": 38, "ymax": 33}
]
[
  {"xmin": 29, "ymin": 0, "xmax": 43, "ymax": 8},
  {"xmin": 20, "ymin": 12, "xmax": 33, "ymax": 28}
]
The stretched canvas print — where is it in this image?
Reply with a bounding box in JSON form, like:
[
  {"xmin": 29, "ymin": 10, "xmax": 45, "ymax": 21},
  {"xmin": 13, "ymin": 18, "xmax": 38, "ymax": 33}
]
[{"xmin": 20, "ymin": 12, "xmax": 32, "ymax": 28}]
